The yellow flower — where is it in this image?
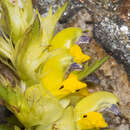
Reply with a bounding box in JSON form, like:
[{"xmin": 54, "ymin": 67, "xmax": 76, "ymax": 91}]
[
  {"xmin": 78, "ymin": 112, "xmax": 108, "ymax": 129},
  {"xmin": 61, "ymin": 73, "xmax": 86, "ymax": 93},
  {"xmin": 77, "ymin": 88, "xmax": 89, "ymax": 97},
  {"xmin": 54, "ymin": 73, "xmax": 87, "ymax": 98},
  {"xmin": 70, "ymin": 44, "xmax": 90, "ymax": 63}
]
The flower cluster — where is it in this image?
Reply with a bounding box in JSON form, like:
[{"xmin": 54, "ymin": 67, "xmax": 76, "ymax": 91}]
[{"xmin": 0, "ymin": 1, "xmax": 119, "ymax": 130}]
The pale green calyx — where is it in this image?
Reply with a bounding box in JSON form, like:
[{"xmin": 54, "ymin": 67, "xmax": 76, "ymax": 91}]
[{"xmin": 0, "ymin": 0, "xmax": 34, "ymax": 43}]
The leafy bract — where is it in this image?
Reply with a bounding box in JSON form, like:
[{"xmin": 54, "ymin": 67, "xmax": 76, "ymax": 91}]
[
  {"xmin": 36, "ymin": 106, "xmax": 76, "ymax": 130},
  {"xmin": 12, "ymin": 3, "xmax": 68, "ymax": 86},
  {"xmin": 41, "ymin": 2, "xmax": 68, "ymax": 45},
  {"xmin": 14, "ymin": 15, "xmax": 49, "ymax": 85},
  {"xmin": 0, "ymin": 0, "xmax": 34, "ymax": 43},
  {"xmin": 0, "ymin": 76, "xmax": 63, "ymax": 128},
  {"xmin": 22, "ymin": 84, "xmax": 63, "ymax": 128},
  {"xmin": 0, "ymin": 36, "xmax": 12, "ymax": 59}
]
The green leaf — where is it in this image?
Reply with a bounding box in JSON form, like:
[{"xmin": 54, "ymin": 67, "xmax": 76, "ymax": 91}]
[
  {"xmin": 20, "ymin": 0, "xmax": 34, "ymax": 24},
  {"xmin": 0, "ymin": 35, "xmax": 13, "ymax": 60},
  {"xmin": 0, "ymin": 34, "xmax": 16, "ymax": 71},
  {"xmin": 41, "ymin": 2, "xmax": 68, "ymax": 44},
  {"xmin": 74, "ymin": 56, "xmax": 109, "ymax": 80},
  {"xmin": 21, "ymin": 84, "xmax": 63, "ymax": 128},
  {"xmin": 36, "ymin": 106, "xmax": 76, "ymax": 130},
  {"xmin": 54, "ymin": 106, "xmax": 76, "ymax": 130},
  {"xmin": 0, "ymin": 0, "xmax": 34, "ymax": 43},
  {"xmin": 0, "ymin": 75, "xmax": 26, "ymax": 112},
  {"xmin": 0, "ymin": 76, "xmax": 63, "ymax": 128},
  {"xmin": 14, "ymin": 15, "xmax": 47, "ymax": 85}
]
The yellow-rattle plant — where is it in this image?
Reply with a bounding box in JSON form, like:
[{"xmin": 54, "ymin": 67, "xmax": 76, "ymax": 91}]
[{"xmin": 0, "ymin": 0, "xmax": 119, "ymax": 130}]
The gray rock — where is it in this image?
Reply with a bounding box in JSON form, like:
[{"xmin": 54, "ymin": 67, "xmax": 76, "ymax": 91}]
[
  {"xmin": 94, "ymin": 16, "xmax": 130, "ymax": 78},
  {"xmin": 115, "ymin": 124, "xmax": 130, "ymax": 130}
]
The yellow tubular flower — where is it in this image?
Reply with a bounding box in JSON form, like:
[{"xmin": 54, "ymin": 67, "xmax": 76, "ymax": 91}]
[
  {"xmin": 78, "ymin": 112, "xmax": 108, "ymax": 130},
  {"xmin": 77, "ymin": 88, "xmax": 89, "ymax": 97},
  {"xmin": 70, "ymin": 44, "xmax": 90, "ymax": 63},
  {"xmin": 56, "ymin": 73, "xmax": 87, "ymax": 97}
]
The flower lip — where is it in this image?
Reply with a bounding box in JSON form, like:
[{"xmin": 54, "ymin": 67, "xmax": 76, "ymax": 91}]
[
  {"xmin": 78, "ymin": 112, "xmax": 108, "ymax": 129},
  {"xmin": 60, "ymin": 73, "xmax": 87, "ymax": 93},
  {"xmin": 70, "ymin": 44, "xmax": 91, "ymax": 63}
]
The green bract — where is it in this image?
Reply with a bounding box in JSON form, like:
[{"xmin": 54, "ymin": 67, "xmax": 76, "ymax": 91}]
[
  {"xmin": 0, "ymin": 77, "xmax": 63, "ymax": 128},
  {"xmin": 0, "ymin": 0, "xmax": 34, "ymax": 43}
]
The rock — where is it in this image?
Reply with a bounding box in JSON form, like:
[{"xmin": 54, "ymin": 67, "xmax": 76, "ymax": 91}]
[
  {"xmin": 35, "ymin": 0, "xmax": 83, "ymax": 16},
  {"xmin": 94, "ymin": 16, "xmax": 130, "ymax": 78},
  {"xmin": 115, "ymin": 124, "xmax": 130, "ymax": 130}
]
